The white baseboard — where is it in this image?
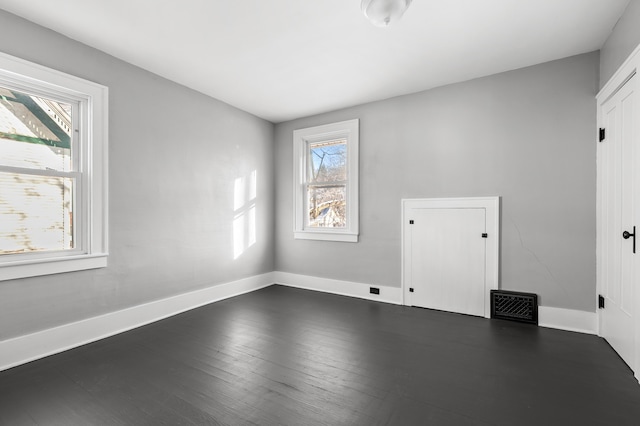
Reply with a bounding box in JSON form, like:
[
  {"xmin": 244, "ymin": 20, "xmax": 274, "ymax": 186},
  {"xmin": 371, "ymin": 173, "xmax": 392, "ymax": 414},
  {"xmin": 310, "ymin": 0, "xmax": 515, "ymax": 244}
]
[
  {"xmin": 538, "ymin": 306, "xmax": 597, "ymax": 335},
  {"xmin": 0, "ymin": 270, "xmax": 599, "ymax": 373},
  {"xmin": 0, "ymin": 272, "xmax": 275, "ymax": 372},
  {"xmin": 274, "ymin": 272, "xmax": 597, "ymax": 334},
  {"xmin": 273, "ymin": 271, "xmax": 402, "ymax": 305}
]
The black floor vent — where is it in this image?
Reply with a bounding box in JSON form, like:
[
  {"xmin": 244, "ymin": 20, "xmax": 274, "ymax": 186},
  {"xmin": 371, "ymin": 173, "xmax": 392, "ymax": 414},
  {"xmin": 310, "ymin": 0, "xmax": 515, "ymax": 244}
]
[{"xmin": 490, "ymin": 290, "xmax": 538, "ymax": 325}]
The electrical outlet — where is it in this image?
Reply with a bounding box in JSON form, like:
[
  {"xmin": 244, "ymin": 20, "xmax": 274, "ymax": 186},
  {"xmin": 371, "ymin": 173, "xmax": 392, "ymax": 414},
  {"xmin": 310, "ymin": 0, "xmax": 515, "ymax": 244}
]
[{"xmin": 370, "ymin": 287, "xmax": 380, "ymax": 295}]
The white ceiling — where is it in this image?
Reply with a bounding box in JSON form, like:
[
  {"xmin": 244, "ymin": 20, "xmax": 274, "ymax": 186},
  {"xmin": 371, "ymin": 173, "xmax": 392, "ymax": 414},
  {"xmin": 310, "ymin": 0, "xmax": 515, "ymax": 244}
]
[{"xmin": 0, "ymin": 0, "xmax": 630, "ymax": 123}]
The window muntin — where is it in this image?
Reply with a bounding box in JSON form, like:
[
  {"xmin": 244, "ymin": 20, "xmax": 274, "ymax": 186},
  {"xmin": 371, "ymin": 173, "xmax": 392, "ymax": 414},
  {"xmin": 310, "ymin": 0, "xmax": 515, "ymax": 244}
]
[
  {"xmin": 0, "ymin": 51, "xmax": 108, "ymax": 281},
  {"xmin": 293, "ymin": 119, "xmax": 359, "ymax": 242}
]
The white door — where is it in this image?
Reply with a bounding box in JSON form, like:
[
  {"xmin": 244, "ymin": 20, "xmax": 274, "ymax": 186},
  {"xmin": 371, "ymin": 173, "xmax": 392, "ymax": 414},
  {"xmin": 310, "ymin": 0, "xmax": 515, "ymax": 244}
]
[
  {"xmin": 409, "ymin": 208, "xmax": 486, "ymax": 316},
  {"xmin": 598, "ymin": 73, "xmax": 637, "ymax": 370}
]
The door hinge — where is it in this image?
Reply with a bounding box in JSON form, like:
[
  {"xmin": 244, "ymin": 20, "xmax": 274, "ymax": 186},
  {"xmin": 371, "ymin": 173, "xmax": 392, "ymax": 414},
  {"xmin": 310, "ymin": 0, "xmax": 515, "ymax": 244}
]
[
  {"xmin": 409, "ymin": 220, "xmax": 414, "ymax": 224},
  {"xmin": 599, "ymin": 128, "xmax": 606, "ymax": 142},
  {"xmin": 482, "ymin": 233, "xmax": 488, "ymax": 238},
  {"xmin": 598, "ymin": 294, "xmax": 605, "ymax": 309}
]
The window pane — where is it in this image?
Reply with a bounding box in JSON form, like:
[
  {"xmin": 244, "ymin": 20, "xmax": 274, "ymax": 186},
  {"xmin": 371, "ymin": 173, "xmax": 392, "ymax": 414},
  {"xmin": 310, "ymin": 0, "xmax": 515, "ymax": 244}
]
[
  {"xmin": 0, "ymin": 85, "xmax": 72, "ymax": 171},
  {"xmin": 0, "ymin": 171, "xmax": 75, "ymax": 254},
  {"xmin": 308, "ymin": 139, "xmax": 346, "ymax": 183},
  {"xmin": 307, "ymin": 185, "xmax": 346, "ymax": 228}
]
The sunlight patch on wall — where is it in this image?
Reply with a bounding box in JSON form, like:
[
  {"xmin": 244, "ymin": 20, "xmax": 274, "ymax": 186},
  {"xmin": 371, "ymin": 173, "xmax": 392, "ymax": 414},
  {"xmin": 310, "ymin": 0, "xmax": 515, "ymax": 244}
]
[{"xmin": 233, "ymin": 170, "xmax": 257, "ymax": 260}]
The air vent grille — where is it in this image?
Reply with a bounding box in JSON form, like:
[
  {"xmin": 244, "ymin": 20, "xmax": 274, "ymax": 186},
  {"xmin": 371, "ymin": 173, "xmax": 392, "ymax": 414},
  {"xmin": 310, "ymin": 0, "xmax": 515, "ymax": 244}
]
[{"xmin": 490, "ymin": 290, "xmax": 538, "ymax": 325}]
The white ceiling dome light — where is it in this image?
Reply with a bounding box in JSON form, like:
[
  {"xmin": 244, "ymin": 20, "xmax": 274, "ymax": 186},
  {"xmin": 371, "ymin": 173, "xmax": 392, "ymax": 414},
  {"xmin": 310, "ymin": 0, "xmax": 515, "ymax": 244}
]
[{"xmin": 361, "ymin": 0, "xmax": 413, "ymax": 27}]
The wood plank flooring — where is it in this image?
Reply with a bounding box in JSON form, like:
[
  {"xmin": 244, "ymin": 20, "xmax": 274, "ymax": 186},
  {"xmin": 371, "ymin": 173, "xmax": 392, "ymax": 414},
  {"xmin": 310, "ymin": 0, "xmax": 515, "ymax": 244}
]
[{"xmin": 1, "ymin": 285, "xmax": 640, "ymax": 425}]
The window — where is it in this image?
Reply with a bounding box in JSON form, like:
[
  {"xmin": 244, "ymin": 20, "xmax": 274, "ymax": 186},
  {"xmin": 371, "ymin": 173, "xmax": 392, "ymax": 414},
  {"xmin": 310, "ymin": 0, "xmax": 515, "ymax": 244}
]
[
  {"xmin": 0, "ymin": 52, "xmax": 108, "ymax": 281},
  {"xmin": 293, "ymin": 119, "xmax": 359, "ymax": 242}
]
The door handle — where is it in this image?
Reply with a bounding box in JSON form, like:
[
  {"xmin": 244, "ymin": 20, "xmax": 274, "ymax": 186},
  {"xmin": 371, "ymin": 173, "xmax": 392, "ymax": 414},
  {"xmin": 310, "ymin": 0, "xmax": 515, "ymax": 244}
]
[{"xmin": 622, "ymin": 226, "xmax": 636, "ymax": 254}]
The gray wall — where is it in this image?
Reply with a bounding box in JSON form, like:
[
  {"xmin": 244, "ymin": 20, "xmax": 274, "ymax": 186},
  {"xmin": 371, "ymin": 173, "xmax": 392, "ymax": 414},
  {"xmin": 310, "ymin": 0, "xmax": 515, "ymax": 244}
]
[
  {"xmin": 0, "ymin": 10, "xmax": 275, "ymax": 340},
  {"xmin": 274, "ymin": 52, "xmax": 599, "ymax": 313},
  {"xmin": 0, "ymin": 6, "xmax": 612, "ymax": 342},
  {"xmin": 600, "ymin": 0, "xmax": 640, "ymax": 88}
]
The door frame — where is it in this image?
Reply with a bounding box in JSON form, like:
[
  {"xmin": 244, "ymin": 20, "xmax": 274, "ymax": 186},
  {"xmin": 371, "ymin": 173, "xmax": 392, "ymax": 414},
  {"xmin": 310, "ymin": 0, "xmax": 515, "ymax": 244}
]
[
  {"xmin": 597, "ymin": 42, "xmax": 640, "ymax": 381},
  {"xmin": 401, "ymin": 197, "xmax": 500, "ymax": 318}
]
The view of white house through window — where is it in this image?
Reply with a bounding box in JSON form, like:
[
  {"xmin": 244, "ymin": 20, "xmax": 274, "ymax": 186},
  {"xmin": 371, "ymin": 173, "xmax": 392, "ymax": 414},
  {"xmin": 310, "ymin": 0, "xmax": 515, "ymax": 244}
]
[
  {"xmin": 0, "ymin": 85, "xmax": 76, "ymax": 255},
  {"xmin": 293, "ymin": 119, "xmax": 359, "ymax": 242},
  {"xmin": 307, "ymin": 138, "xmax": 347, "ymax": 228}
]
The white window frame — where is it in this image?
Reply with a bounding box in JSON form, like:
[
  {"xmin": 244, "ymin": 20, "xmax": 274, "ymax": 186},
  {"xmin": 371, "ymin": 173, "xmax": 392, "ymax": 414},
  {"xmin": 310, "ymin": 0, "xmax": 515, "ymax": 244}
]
[
  {"xmin": 293, "ymin": 119, "xmax": 359, "ymax": 242},
  {"xmin": 0, "ymin": 51, "xmax": 108, "ymax": 281}
]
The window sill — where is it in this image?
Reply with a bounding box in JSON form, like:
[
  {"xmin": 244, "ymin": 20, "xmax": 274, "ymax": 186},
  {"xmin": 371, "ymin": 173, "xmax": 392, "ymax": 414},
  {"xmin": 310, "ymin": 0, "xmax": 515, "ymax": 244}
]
[
  {"xmin": 0, "ymin": 254, "xmax": 108, "ymax": 281},
  {"xmin": 294, "ymin": 231, "xmax": 358, "ymax": 243}
]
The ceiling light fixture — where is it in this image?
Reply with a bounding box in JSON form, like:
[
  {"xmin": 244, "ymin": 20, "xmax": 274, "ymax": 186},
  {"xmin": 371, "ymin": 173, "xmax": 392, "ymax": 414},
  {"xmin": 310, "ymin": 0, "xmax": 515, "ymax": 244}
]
[{"xmin": 361, "ymin": 0, "xmax": 413, "ymax": 27}]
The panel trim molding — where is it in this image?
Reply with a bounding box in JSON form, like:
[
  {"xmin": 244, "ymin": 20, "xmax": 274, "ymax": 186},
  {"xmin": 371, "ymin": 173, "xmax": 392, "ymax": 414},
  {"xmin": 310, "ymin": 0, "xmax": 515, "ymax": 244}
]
[
  {"xmin": 538, "ymin": 306, "xmax": 597, "ymax": 335},
  {"xmin": 273, "ymin": 271, "xmax": 403, "ymax": 305},
  {"xmin": 0, "ymin": 272, "xmax": 275, "ymax": 372}
]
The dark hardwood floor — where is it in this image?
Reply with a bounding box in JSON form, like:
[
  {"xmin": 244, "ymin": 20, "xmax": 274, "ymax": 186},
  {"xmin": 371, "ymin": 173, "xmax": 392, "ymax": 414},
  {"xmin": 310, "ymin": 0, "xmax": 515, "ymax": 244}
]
[{"xmin": 1, "ymin": 285, "xmax": 640, "ymax": 425}]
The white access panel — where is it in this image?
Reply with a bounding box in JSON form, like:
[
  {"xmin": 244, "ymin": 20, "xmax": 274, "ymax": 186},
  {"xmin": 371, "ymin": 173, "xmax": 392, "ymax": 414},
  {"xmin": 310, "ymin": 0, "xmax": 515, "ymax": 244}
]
[{"xmin": 402, "ymin": 197, "xmax": 500, "ymax": 318}]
